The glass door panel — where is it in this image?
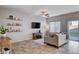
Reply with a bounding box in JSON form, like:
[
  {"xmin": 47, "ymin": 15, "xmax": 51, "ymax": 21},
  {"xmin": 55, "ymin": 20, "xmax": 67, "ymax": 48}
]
[{"xmin": 68, "ymin": 20, "xmax": 79, "ymax": 42}]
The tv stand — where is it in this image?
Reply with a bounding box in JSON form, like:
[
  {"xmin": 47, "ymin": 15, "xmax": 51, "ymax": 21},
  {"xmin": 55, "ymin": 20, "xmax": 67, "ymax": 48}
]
[{"xmin": 32, "ymin": 33, "xmax": 42, "ymax": 40}]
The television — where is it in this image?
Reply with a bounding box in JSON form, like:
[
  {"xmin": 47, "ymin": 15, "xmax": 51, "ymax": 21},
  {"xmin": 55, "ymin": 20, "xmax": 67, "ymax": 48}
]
[{"xmin": 32, "ymin": 22, "xmax": 40, "ymax": 29}]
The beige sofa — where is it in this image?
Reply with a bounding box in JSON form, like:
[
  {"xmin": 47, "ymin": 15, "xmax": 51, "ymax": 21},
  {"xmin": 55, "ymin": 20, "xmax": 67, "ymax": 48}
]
[{"xmin": 44, "ymin": 32, "xmax": 68, "ymax": 47}]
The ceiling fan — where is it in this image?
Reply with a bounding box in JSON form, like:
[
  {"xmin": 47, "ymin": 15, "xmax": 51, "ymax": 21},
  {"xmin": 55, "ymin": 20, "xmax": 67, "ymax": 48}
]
[{"xmin": 40, "ymin": 10, "xmax": 50, "ymax": 18}]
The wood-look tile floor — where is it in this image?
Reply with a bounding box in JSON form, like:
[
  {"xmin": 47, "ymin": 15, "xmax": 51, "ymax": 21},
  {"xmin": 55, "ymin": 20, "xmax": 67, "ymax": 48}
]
[{"xmin": 11, "ymin": 39, "xmax": 79, "ymax": 54}]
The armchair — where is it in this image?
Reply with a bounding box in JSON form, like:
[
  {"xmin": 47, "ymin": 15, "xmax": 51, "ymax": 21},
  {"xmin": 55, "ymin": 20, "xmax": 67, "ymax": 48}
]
[{"xmin": 44, "ymin": 33, "xmax": 68, "ymax": 47}]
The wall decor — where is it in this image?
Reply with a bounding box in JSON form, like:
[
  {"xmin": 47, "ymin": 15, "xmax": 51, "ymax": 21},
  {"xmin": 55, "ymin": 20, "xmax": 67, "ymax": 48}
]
[
  {"xmin": 6, "ymin": 15, "xmax": 23, "ymax": 33},
  {"xmin": 7, "ymin": 23, "xmax": 21, "ymax": 26},
  {"xmin": 9, "ymin": 15, "xmax": 13, "ymax": 19},
  {"xmin": 7, "ymin": 15, "xmax": 22, "ymax": 21}
]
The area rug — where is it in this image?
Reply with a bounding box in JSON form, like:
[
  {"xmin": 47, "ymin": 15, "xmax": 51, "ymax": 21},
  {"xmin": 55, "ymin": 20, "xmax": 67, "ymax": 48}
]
[{"xmin": 12, "ymin": 40, "xmax": 57, "ymax": 54}]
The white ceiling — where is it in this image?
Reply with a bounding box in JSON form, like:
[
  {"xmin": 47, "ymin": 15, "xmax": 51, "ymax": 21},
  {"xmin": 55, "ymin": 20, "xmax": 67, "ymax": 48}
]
[{"xmin": 0, "ymin": 5, "xmax": 79, "ymax": 17}]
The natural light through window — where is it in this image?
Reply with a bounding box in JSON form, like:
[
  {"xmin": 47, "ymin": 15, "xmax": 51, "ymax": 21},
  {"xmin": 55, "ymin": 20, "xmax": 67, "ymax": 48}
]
[
  {"xmin": 69, "ymin": 21, "xmax": 78, "ymax": 30},
  {"xmin": 49, "ymin": 21, "xmax": 60, "ymax": 32}
]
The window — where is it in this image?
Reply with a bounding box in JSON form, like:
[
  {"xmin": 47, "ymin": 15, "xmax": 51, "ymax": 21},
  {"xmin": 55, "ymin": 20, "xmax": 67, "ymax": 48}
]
[
  {"xmin": 68, "ymin": 21, "xmax": 78, "ymax": 31},
  {"xmin": 49, "ymin": 21, "xmax": 60, "ymax": 32}
]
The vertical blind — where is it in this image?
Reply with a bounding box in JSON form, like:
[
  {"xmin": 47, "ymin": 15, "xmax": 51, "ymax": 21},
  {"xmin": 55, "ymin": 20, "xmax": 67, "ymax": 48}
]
[{"xmin": 49, "ymin": 21, "xmax": 60, "ymax": 32}]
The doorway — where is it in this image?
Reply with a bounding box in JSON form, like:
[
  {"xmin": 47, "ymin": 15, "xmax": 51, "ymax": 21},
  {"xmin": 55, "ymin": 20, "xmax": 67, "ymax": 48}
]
[{"xmin": 68, "ymin": 20, "xmax": 79, "ymax": 42}]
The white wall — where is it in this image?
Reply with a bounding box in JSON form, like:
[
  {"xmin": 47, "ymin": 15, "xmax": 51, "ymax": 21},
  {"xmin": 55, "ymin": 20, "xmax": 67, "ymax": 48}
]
[{"xmin": 0, "ymin": 7, "xmax": 45, "ymax": 42}]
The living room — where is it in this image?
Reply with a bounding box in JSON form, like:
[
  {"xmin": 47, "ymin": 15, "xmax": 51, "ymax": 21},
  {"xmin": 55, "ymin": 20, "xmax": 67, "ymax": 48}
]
[{"xmin": 0, "ymin": 5, "xmax": 79, "ymax": 54}]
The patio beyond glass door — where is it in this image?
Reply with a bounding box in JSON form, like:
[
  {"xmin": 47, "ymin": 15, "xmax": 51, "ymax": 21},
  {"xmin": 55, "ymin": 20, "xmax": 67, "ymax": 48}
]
[{"xmin": 68, "ymin": 20, "xmax": 79, "ymax": 42}]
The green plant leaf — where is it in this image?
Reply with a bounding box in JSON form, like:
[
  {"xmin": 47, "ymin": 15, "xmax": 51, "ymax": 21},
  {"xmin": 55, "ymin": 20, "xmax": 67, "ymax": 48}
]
[{"xmin": 0, "ymin": 25, "xmax": 8, "ymax": 34}]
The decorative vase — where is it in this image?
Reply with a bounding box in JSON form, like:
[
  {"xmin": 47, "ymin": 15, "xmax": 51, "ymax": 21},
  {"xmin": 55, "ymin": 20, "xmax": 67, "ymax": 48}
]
[
  {"xmin": 0, "ymin": 34, "xmax": 6, "ymax": 40},
  {"xmin": 1, "ymin": 34, "xmax": 6, "ymax": 37},
  {"xmin": 3, "ymin": 48, "xmax": 10, "ymax": 54}
]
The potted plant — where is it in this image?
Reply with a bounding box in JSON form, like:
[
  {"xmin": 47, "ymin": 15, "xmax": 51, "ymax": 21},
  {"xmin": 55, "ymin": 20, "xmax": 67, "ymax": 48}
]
[{"xmin": 0, "ymin": 25, "xmax": 8, "ymax": 37}]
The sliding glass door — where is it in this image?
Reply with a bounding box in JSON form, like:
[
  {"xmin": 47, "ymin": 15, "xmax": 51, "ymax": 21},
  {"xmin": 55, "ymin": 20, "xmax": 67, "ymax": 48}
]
[{"xmin": 68, "ymin": 20, "xmax": 79, "ymax": 42}]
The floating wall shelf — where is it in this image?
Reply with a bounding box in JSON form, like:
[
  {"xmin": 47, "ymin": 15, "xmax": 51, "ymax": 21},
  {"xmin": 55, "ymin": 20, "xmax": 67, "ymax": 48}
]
[{"xmin": 6, "ymin": 15, "xmax": 23, "ymax": 33}]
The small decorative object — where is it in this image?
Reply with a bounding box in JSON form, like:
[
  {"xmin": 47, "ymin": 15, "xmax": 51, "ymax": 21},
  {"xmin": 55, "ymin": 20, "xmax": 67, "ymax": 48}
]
[
  {"xmin": 9, "ymin": 15, "xmax": 13, "ymax": 19},
  {"xmin": 17, "ymin": 18, "xmax": 19, "ymax": 20},
  {"xmin": 7, "ymin": 23, "xmax": 11, "ymax": 26},
  {"xmin": 6, "ymin": 15, "xmax": 22, "ymax": 33},
  {"xmin": 14, "ymin": 17, "xmax": 16, "ymax": 20},
  {"xmin": 3, "ymin": 48, "xmax": 10, "ymax": 54},
  {"xmin": 0, "ymin": 25, "xmax": 8, "ymax": 37}
]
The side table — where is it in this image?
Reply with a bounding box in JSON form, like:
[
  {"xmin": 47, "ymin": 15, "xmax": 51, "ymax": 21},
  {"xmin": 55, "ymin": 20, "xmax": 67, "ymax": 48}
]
[{"xmin": 0, "ymin": 37, "xmax": 12, "ymax": 54}]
